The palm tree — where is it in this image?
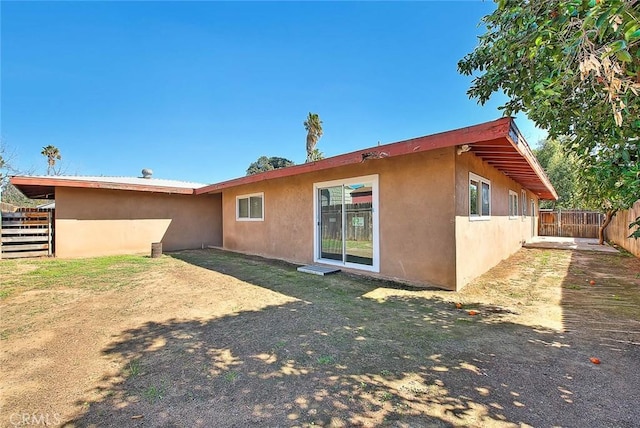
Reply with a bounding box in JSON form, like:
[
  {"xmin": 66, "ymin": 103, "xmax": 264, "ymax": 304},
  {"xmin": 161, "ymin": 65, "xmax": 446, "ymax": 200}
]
[
  {"xmin": 304, "ymin": 113, "xmax": 323, "ymax": 163},
  {"xmin": 41, "ymin": 145, "xmax": 61, "ymax": 175}
]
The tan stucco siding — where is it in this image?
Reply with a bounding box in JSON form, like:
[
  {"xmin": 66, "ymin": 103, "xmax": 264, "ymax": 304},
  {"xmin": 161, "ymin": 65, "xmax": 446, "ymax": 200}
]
[
  {"xmin": 222, "ymin": 174, "xmax": 315, "ymax": 263},
  {"xmin": 55, "ymin": 187, "xmax": 222, "ymax": 258},
  {"xmin": 454, "ymin": 152, "xmax": 539, "ymax": 289},
  {"xmin": 221, "ymin": 148, "xmax": 457, "ymax": 289},
  {"xmin": 378, "ymin": 149, "xmax": 456, "ymax": 289}
]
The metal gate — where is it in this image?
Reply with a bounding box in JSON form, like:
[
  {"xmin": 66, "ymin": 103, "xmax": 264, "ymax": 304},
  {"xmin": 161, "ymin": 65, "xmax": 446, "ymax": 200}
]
[
  {"xmin": 0, "ymin": 208, "xmax": 54, "ymax": 259},
  {"xmin": 538, "ymin": 209, "xmax": 603, "ymax": 238}
]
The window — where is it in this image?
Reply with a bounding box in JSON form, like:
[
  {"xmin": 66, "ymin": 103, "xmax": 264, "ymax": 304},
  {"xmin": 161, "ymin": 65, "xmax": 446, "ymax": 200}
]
[
  {"xmin": 521, "ymin": 190, "xmax": 527, "ymax": 217},
  {"xmin": 236, "ymin": 193, "xmax": 264, "ymax": 221},
  {"xmin": 469, "ymin": 173, "xmax": 491, "ymax": 220},
  {"xmin": 469, "ymin": 179, "xmax": 479, "ymax": 216},
  {"xmin": 509, "ymin": 190, "xmax": 519, "ymax": 219}
]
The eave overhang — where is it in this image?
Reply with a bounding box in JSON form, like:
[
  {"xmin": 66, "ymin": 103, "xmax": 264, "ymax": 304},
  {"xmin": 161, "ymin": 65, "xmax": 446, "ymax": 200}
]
[{"xmin": 9, "ymin": 176, "xmax": 196, "ymax": 199}]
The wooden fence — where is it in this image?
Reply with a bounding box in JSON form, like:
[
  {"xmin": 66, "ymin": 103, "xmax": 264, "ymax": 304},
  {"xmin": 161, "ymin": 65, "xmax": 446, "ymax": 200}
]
[
  {"xmin": 539, "ymin": 209, "xmax": 603, "ymax": 238},
  {"xmin": 320, "ymin": 203, "xmax": 373, "ymax": 241},
  {"xmin": 0, "ymin": 208, "xmax": 54, "ymax": 259}
]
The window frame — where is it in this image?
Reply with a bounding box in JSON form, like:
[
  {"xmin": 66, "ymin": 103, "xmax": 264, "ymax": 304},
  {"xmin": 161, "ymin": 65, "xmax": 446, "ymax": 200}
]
[
  {"xmin": 469, "ymin": 172, "xmax": 491, "ymax": 221},
  {"xmin": 521, "ymin": 190, "xmax": 528, "ymax": 217},
  {"xmin": 509, "ymin": 190, "xmax": 519, "ymax": 219},
  {"xmin": 313, "ymin": 174, "xmax": 380, "ymax": 273},
  {"xmin": 236, "ymin": 192, "xmax": 264, "ymax": 221}
]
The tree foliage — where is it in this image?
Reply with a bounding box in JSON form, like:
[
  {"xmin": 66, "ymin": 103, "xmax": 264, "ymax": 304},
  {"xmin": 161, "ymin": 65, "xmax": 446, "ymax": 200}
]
[
  {"xmin": 304, "ymin": 113, "xmax": 323, "ymax": 163},
  {"xmin": 575, "ymin": 142, "xmax": 639, "ymax": 242},
  {"xmin": 630, "ymin": 217, "xmax": 640, "ymax": 238},
  {"xmin": 534, "ymin": 138, "xmax": 580, "ymax": 209},
  {"xmin": 308, "ymin": 148, "xmax": 324, "ymax": 162},
  {"xmin": 41, "ymin": 145, "xmax": 62, "ymax": 175},
  {"xmin": 1, "ymin": 183, "xmax": 42, "ymax": 207},
  {"xmin": 459, "ymin": 0, "xmax": 640, "ymax": 238},
  {"xmin": 246, "ymin": 156, "xmax": 295, "ymax": 176}
]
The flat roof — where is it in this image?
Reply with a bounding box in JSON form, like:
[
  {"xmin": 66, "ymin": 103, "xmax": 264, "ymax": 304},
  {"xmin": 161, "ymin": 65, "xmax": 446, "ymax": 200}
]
[{"xmin": 10, "ymin": 175, "xmax": 205, "ymax": 199}]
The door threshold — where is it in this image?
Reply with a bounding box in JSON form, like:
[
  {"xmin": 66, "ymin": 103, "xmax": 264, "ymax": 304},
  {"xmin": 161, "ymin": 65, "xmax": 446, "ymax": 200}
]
[{"xmin": 297, "ymin": 265, "xmax": 342, "ymax": 276}]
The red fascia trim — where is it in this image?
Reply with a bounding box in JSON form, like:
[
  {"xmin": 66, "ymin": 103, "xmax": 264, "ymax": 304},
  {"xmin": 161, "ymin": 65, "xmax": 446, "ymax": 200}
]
[
  {"xmin": 9, "ymin": 176, "xmax": 196, "ymax": 195},
  {"xmin": 196, "ymin": 117, "xmax": 514, "ymax": 194},
  {"xmin": 502, "ymin": 124, "xmax": 558, "ymax": 200}
]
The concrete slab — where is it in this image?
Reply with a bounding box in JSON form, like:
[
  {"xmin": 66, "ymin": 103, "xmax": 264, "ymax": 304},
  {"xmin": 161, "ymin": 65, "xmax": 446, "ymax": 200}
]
[
  {"xmin": 524, "ymin": 236, "xmax": 618, "ymax": 253},
  {"xmin": 297, "ymin": 265, "xmax": 342, "ymax": 276}
]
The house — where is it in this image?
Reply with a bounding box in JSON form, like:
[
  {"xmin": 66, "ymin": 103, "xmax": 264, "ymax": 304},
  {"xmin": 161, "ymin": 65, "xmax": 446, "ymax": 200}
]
[
  {"xmin": 10, "ymin": 117, "xmax": 557, "ymax": 291},
  {"xmin": 8, "ymin": 176, "xmax": 221, "ymax": 258}
]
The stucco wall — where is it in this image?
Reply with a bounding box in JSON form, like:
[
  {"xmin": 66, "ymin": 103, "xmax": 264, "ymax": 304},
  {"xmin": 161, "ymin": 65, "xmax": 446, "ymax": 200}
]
[
  {"xmin": 55, "ymin": 187, "xmax": 222, "ymax": 258},
  {"xmin": 454, "ymin": 152, "xmax": 539, "ymax": 289},
  {"xmin": 606, "ymin": 200, "xmax": 640, "ymax": 257},
  {"xmin": 221, "ymin": 148, "xmax": 458, "ymax": 289}
]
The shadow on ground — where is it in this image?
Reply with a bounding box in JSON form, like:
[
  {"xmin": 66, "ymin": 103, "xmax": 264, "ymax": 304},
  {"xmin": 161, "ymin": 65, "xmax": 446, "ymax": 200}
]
[{"xmin": 65, "ymin": 249, "xmax": 639, "ymax": 427}]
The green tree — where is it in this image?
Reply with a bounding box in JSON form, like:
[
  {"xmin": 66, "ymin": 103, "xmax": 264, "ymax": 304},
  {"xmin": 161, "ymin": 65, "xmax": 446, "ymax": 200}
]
[
  {"xmin": 534, "ymin": 138, "xmax": 580, "ymax": 209},
  {"xmin": 41, "ymin": 145, "xmax": 62, "ymax": 175},
  {"xmin": 458, "ymin": 0, "xmax": 640, "ymax": 240},
  {"xmin": 1, "ymin": 183, "xmax": 41, "ymax": 207},
  {"xmin": 308, "ymin": 148, "xmax": 324, "ymax": 162},
  {"xmin": 246, "ymin": 156, "xmax": 295, "ymax": 176},
  {"xmin": 304, "ymin": 113, "xmax": 323, "ymax": 163},
  {"xmin": 576, "ymin": 144, "xmax": 639, "ymax": 243},
  {"xmin": 630, "ymin": 218, "xmax": 640, "ymax": 239}
]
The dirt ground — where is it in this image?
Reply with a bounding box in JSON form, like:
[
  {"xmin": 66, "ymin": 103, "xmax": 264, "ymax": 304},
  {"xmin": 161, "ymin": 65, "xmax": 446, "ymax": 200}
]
[{"xmin": 1, "ymin": 247, "xmax": 639, "ymax": 427}]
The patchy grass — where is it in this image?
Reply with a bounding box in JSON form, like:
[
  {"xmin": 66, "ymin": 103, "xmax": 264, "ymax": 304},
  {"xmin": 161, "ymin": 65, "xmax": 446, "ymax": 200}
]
[
  {"xmin": 142, "ymin": 384, "xmax": 165, "ymax": 404},
  {"xmin": 316, "ymin": 355, "xmax": 335, "ymax": 365},
  {"xmin": 224, "ymin": 371, "xmax": 239, "ymax": 382},
  {"xmin": 0, "ymin": 255, "xmax": 161, "ymax": 299},
  {"xmin": 126, "ymin": 359, "xmax": 142, "ymax": 377}
]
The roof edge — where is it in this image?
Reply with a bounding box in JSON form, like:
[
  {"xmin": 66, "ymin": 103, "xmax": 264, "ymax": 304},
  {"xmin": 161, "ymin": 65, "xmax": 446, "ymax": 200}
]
[
  {"xmin": 504, "ymin": 121, "xmax": 558, "ymax": 200},
  {"xmin": 196, "ymin": 117, "xmax": 514, "ymax": 194},
  {"xmin": 10, "ymin": 176, "xmax": 197, "ymax": 197}
]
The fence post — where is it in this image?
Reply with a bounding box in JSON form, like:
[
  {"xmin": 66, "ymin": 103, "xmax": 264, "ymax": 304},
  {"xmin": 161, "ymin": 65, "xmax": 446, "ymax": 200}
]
[
  {"xmin": 47, "ymin": 212, "xmax": 52, "ymax": 257},
  {"xmin": 558, "ymin": 208, "xmax": 562, "ymax": 237}
]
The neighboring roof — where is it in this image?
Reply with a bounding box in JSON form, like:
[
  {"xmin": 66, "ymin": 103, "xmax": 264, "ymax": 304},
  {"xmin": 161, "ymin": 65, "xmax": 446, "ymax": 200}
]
[
  {"xmin": 196, "ymin": 117, "xmax": 558, "ymax": 200},
  {"xmin": 10, "ymin": 175, "xmax": 206, "ymax": 199},
  {"xmin": 37, "ymin": 201, "xmax": 56, "ymax": 209}
]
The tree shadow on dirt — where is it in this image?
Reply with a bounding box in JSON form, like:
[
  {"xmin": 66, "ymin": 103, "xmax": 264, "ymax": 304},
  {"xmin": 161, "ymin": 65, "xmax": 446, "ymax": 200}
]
[
  {"xmin": 555, "ymin": 249, "xmax": 640, "ymax": 428},
  {"xmin": 64, "ymin": 249, "xmax": 639, "ymax": 427}
]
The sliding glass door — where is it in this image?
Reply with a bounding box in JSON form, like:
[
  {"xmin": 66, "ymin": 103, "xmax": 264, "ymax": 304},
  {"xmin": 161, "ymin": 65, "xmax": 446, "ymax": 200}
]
[
  {"xmin": 315, "ymin": 175, "xmax": 378, "ymax": 272},
  {"xmin": 319, "ymin": 185, "xmax": 344, "ymax": 261}
]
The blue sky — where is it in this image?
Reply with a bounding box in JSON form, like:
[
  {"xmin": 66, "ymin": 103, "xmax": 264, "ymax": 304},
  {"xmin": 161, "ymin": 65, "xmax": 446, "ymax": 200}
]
[{"xmin": 2, "ymin": 1, "xmax": 546, "ymax": 184}]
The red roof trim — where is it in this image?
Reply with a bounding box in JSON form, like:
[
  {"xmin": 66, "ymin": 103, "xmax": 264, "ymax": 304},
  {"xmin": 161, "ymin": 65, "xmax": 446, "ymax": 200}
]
[
  {"xmin": 10, "ymin": 176, "xmax": 196, "ymax": 199},
  {"xmin": 197, "ymin": 117, "xmax": 557, "ymax": 200},
  {"xmin": 10, "ymin": 118, "xmax": 557, "ymax": 201},
  {"xmin": 196, "ymin": 117, "xmax": 518, "ymax": 195}
]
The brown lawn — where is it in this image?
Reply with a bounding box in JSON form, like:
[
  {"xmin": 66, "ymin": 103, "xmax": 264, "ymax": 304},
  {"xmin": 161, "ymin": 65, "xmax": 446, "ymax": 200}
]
[{"xmin": 1, "ymin": 247, "xmax": 639, "ymax": 427}]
